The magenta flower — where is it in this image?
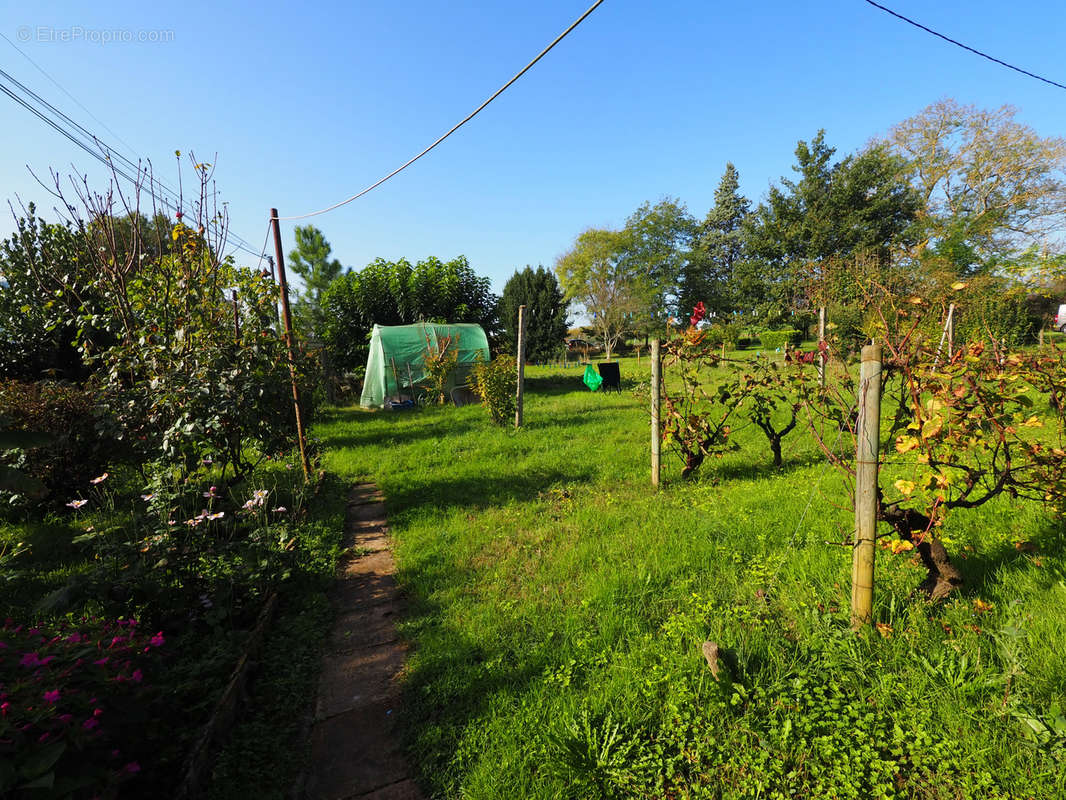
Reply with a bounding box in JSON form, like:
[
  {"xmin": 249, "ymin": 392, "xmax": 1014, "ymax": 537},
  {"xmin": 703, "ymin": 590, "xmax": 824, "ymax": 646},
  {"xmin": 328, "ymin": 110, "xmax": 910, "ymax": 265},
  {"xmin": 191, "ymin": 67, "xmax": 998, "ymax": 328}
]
[
  {"xmin": 149, "ymin": 632, "xmax": 165, "ymax": 648},
  {"xmin": 83, "ymin": 718, "xmax": 99, "ymax": 730},
  {"xmin": 20, "ymin": 652, "xmax": 42, "ymax": 667},
  {"xmin": 131, "ymin": 669, "xmax": 143, "ymax": 683},
  {"xmin": 94, "ymin": 657, "xmax": 109, "ymax": 666},
  {"xmin": 43, "ymin": 689, "xmax": 60, "ymax": 703},
  {"xmin": 123, "ymin": 762, "xmax": 141, "ymax": 774},
  {"xmin": 1, "ymin": 702, "xmax": 9, "ymax": 716}
]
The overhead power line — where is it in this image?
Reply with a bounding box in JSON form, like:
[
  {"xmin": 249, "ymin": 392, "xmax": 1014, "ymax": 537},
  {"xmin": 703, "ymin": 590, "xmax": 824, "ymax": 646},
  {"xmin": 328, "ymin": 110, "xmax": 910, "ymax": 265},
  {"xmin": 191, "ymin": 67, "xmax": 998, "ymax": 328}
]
[
  {"xmin": 862, "ymin": 0, "xmax": 1066, "ymax": 91},
  {"xmin": 0, "ymin": 65, "xmax": 263, "ymax": 257},
  {"xmin": 277, "ymin": 0, "xmax": 605, "ymax": 221}
]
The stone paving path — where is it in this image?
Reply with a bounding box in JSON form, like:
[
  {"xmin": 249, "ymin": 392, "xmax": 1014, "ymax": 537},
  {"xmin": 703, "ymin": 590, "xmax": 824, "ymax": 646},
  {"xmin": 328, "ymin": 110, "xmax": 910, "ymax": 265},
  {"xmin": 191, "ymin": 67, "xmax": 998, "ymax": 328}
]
[{"xmin": 305, "ymin": 483, "xmax": 424, "ymax": 800}]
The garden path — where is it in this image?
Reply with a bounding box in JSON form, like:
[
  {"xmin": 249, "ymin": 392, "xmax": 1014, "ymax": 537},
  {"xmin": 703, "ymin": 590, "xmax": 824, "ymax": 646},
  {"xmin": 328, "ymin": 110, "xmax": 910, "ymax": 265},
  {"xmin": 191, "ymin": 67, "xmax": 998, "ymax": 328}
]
[{"xmin": 304, "ymin": 483, "xmax": 423, "ymax": 800}]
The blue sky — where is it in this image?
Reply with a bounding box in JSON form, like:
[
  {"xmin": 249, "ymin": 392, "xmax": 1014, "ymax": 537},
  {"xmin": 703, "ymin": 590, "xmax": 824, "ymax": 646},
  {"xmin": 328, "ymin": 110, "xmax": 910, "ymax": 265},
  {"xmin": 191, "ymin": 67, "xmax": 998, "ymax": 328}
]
[{"xmin": 1, "ymin": 0, "xmax": 1064, "ymax": 294}]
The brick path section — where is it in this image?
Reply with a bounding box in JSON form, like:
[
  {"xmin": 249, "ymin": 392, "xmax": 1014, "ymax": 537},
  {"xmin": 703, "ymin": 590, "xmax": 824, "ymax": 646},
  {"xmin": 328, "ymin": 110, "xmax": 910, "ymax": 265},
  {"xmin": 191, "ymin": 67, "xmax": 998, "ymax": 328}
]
[{"xmin": 304, "ymin": 484, "xmax": 424, "ymax": 800}]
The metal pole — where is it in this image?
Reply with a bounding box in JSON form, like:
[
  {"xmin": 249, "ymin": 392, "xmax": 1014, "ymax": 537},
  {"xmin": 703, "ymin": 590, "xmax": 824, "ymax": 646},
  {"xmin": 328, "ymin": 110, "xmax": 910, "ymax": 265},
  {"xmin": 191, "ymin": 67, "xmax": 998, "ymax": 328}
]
[
  {"xmin": 515, "ymin": 305, "xmax": 527, "ymax": 429},
  {"xmin": 818, "ymin": 306, "xmax": 826, "ymax": 387},
  {"xmin": 851, "ymin": 343, "xmax": 882, "ymax": 630},
  {"xmin": 651, "ymin": 338, "xmax": 661, "ymax": 488},
  {"xmin": 270, "ymin": 208, "xmax": 312, "ymax": 481}
]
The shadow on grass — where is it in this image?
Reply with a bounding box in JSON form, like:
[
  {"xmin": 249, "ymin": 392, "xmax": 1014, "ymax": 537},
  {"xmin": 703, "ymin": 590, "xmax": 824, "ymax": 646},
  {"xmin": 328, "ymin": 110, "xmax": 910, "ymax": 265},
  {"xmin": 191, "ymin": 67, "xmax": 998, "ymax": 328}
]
[
  {"xmin": 386, "ymin": 467, "xmax": 597, "ymax": 522},
  {"xmin": 953, "ymin": 518, "xmax": 1066, "ymax": 599},
  {"xmin": 315, "ymin": 409, "xmax": 483, "ymax": 450},
  {"xmin": 395, "ymin": 556, "xmax": 553, "ymax": 795}
]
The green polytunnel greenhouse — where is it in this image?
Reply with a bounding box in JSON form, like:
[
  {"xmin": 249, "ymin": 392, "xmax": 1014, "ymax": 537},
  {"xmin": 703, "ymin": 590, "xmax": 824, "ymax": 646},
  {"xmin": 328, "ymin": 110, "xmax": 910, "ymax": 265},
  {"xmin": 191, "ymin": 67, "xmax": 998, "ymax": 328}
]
[{"xmin": 359, "ymin": 322, "xmax": 490, "ymax": 408}]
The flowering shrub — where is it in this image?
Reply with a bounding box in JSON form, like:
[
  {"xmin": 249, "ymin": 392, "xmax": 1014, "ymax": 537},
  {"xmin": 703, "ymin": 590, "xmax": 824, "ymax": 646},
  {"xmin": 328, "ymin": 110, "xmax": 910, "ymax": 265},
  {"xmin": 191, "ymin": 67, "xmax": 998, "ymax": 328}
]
[{"xmin": 0, "ymin": 618, "xmax": 164, "ymax": 797}]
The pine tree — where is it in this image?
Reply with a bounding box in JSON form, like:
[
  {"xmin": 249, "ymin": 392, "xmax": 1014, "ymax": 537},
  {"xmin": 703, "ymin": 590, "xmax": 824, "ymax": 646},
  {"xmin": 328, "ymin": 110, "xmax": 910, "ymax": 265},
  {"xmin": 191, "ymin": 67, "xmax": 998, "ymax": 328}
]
[
  {"xmin": 678, "ymin": 163, "xmax": 750, "ymax": 319},
  {"xmin": 498, "ymin": 266, "xmax": 569, "ymax": 362},
  {"xmin": 287, "ymin": 225, "xmax": 344, "ymax": 337}
]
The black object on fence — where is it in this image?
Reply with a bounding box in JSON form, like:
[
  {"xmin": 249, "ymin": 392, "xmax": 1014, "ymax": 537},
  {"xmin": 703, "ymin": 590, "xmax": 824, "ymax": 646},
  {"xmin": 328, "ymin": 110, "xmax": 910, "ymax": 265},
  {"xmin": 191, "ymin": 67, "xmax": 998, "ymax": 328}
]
[{"xmin": 597, "ymin": 362, "xmax": 621, "ymax": 393}]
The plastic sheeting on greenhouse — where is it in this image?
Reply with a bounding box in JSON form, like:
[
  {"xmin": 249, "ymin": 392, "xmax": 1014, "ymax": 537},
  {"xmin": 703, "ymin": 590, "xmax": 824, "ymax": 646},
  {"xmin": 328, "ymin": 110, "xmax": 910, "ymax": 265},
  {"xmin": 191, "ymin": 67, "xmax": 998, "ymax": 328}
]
[{"xmin": 359, "ymin": 322, "xmax": 490, "ymax": 409}]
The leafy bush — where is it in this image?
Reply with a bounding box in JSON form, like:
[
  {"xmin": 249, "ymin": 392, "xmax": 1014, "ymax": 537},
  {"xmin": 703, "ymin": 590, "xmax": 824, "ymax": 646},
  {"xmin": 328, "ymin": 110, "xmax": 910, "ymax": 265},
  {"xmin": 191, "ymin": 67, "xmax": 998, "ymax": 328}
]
[
  {"xmin": 955, "ymin": 286, "xmax": 1038, "ymax": 347},
  {"xmin": 471, "ymin": 355, "xmax": 516, "ymax": 425},
  {"xmin": 0, "ymin": 381, "xmax": 112, "ymax": 501},
  {"xmin": 702, "ymin": 322, "xmax": 742, "ymax": 350},
  {"xmin": 758, "ymin": 328, "xmax": 801, "ymax": 350},
  {"xmin": 422, "ymin": 333, "xmax": 459, "ymax": 405},
  {"xmin": 825, "ymin": 304, "xmax": 868, "ymax": 354}
]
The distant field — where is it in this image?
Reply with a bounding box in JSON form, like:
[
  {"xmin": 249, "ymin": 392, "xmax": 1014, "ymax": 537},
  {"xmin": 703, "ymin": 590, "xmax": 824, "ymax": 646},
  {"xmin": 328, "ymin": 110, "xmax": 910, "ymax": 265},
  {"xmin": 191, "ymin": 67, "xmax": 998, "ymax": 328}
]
[{"xmin": 316, "ymin": 359, "xmax": 1066, "ymax": 799}]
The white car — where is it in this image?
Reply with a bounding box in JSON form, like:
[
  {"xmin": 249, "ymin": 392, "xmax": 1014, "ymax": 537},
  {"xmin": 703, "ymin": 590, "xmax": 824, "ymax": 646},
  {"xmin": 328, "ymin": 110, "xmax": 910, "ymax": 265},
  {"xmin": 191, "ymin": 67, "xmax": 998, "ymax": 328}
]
[{"xmin": 1057, "ymin": 304, "xmax": 1066, "ymax": 332}]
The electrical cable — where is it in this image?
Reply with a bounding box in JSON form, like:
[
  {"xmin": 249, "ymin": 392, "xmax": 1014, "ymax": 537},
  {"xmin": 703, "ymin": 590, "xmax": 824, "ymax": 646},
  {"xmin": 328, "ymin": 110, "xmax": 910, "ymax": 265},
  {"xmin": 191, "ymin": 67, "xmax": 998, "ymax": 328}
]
[
  {"xmin": 276, "ymin": 0, "xmax": 605, "ymax": 221},
  {"xmin": 862, "ymin": 0, "xmax": 1066, "ymax": 91},
  {"xmin": 0, "ymin": 68, "xmax": 264, "ymax": 257}
]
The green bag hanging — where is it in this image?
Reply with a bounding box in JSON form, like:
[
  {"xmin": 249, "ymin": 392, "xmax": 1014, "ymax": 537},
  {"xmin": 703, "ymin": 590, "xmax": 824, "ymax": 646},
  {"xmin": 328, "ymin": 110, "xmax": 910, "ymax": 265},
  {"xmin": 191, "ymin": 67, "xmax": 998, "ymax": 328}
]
[{"xmin": 583, "ymin": 364, "xmax": 603, "ymax": 392}]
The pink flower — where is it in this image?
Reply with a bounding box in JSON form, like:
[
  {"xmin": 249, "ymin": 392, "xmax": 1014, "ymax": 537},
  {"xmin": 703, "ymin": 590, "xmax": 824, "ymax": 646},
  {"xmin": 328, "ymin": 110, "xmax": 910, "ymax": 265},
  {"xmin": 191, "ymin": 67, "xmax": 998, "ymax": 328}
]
[
  {"xmin": 38, "ymin": 732, "xmax": 51, "ymax": 744},
  {"xmin": 202, "ymin": 486, "xmax": 217, "ymax": 499},
  {"xmin": 1, "ymin": 702, "xmax": 9, "ymax": 716},
  {"xmin": 94, "ymin": 657, "xmax": 109, "ymax": 666},
  {"xmin": 273, "ymin": 507, "xmax": 287, "ymax": 514},
  {"xmin": 149, "ymin": 632, "xmax": 165, "ymax": 648},
  {"xmin": 131, "ymin": 669, "xmax": 143, "ymax": 683},
  {"xmin": 43, "ymin": 689, "xmax": 60, "ymax": 703},
  {"xmin": 89, "ymin": 473, "xmax": 109, "ymax": 485},
  {"xmin": 66, "ymin": 499, "xmax": 88, "ymax": 510},
  {"xmin": 58, "ymin": 714, "xmax": 73, "ymax": 724},
  {"xmin": 206, "ymin": 511, "xmax": 224, "ymax": 521},
  {"xmin": 20, "ymin": 652, "xmax": 42, "ymax": 667},
  {"xmin": 83, "ymin": 718, "xmax": 99, "ymax": 730},
  {"xmin": 123, "ymin": 762, "xmax": 140, "ymax": 774}
]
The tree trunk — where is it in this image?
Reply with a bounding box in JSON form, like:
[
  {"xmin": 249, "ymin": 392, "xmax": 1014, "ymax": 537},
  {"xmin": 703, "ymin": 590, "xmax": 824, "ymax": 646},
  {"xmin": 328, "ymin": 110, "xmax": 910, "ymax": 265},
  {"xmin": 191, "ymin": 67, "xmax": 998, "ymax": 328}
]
[{"xmin": 879, "ymin": 502, "xmax": 963, "ymax": 599}]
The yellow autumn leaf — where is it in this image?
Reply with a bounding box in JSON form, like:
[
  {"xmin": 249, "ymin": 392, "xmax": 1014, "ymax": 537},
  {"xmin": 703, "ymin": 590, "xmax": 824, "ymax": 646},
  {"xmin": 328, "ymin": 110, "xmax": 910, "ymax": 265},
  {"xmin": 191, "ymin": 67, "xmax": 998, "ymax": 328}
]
[
  {"xmin": 891, "ymin": 539, "xmax": 915, "ymax": 554},
  {"xmin": 1020, "ymin": 415, "xmax": 1043, "ymax": 428},
  {"xmin": 895, "ymin": 436, "xmax": 920, "ymax": 453},
  {"xmin": 908, "ymin": 296, "xmax": 924, "ymax": 305},
  {"xmin": 972, "ymin": 598, "xmax": 994, "ymax": 613},
  {"xmin": 951, "ymin": 281, "xmax": 968, "ymax": 290},
  {"xmin": 875, "ymin": 622, "xmax": 893, "ymax": 638},
  {"xmin": 894, "ymin": 479, "xmax": 916, "ymax": 496},
  {"xmin": 922, "ymin": 416, "xmax": 944, "ymax": 438}
]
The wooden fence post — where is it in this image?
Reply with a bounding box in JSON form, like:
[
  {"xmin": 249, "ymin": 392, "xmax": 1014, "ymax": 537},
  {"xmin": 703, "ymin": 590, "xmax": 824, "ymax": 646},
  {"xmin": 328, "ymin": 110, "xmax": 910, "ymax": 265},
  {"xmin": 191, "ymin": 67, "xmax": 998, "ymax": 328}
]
[
  {"xmin": 270, "ymin": 208, "xmax": 312, "ymax": 481},
  {"xmin": 852, "ymin": 343, "xmax": 882, "ymax": 629},
  {"xmin": 651, "ymin": 338, "xmax": 661, "ymax": 488},
  {"xmin": 515, "ymin": 305, "xmax": 526, "ymax": 429}
]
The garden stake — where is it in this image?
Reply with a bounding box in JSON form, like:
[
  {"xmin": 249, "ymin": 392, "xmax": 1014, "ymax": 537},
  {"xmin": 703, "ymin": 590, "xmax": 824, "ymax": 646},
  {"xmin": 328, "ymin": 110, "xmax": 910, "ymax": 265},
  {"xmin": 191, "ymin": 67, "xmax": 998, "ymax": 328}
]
[
  {"xmin": 818, "ymin": 306, "xmax": 826, "ymax": 387},
  {"xmin": 851, "ymin": 343, "xmax": 881, "ymax": 629},
  {"xmin": 651, "ymin": 338, "xmax": 661, "ymax": 488},
  {"xmin": 515, "ymin": 304, "xmax": 526, "ymax": 428},
  {"xmin": 270, "ymin": 208, "xmax": 312, "ymax": 481}
]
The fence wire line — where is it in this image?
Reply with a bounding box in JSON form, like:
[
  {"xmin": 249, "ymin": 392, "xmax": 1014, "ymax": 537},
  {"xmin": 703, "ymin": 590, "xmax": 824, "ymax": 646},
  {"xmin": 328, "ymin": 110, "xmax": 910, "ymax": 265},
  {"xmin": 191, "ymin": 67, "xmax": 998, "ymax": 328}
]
[{"xmin": 763, "ymin": 403, "xmax": 858, "ymax": 596}]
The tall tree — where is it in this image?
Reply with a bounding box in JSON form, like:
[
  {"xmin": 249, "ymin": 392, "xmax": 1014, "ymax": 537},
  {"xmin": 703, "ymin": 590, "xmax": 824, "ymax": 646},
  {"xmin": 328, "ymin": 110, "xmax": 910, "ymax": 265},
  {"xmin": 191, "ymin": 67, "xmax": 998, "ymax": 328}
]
[
  {"xmin": 678, "ymin": 163, "xmax": 750, "ymax": 318},
  {"xmin": 320, "ymin": 255, "xmax": 498, "ymax": 371},
  {"xmin": 881, "ymin": 99, "xmax": 1066, "ymax": 276},
  {"xmin": 287, "ymin": 225, "xmax": 344, "ymax": 336},
  {"xmin": 740, "ymin": 131, "xmax": 918, "ymax": 321},
  {"xmin": 620, "ymin": 198, "xmax": 697, "ymax": 331},
  {"xmin": 555, "ymin": 227, "xmax": 645, "ymax": 361},
  {"xmin": 498, "ymin": 266, "xmax": 569, "ymax": 362}
]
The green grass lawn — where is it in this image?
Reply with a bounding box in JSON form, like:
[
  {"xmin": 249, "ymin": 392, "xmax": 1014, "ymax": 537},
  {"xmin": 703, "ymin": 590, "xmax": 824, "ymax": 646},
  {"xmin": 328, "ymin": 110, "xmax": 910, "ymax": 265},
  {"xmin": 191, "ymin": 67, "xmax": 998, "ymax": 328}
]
[{"xmin": 315, "ymin": 358, "xmax": 1066, "ymax": 799}]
